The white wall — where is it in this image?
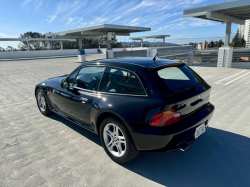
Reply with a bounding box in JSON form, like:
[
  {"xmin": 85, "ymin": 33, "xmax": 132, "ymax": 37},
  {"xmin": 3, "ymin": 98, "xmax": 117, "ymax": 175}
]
[{"xmin": 0, "ymin": 48, "xmax": 107, "ymax": 59}]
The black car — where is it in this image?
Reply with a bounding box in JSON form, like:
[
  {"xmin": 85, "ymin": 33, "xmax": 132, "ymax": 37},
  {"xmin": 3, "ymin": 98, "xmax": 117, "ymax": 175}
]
[{"xmin": 35, "ymin": 57, "xmax": 215, "ymax": 164}]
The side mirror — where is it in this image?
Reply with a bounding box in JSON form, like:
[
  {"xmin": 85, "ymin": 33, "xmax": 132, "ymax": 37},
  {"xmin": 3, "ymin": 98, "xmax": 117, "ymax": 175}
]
[{"xmin": 61, "ymin": 81, "xmax": 69, "ymax": 89}]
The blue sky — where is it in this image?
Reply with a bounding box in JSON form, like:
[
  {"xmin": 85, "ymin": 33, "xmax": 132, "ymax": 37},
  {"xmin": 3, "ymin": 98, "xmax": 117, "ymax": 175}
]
[{"xmin": 0, "ymin": 0, "xmax": 238, "ymax": 48}]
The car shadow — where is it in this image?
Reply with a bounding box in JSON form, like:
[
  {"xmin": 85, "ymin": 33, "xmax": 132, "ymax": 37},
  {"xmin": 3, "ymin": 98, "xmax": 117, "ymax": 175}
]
[
  {"xmin": 47, "ymin": 114, "xmax": 101, "ymax": 146},
  {"xmin": 125, "ymin": 128, "xmax": 250, "ymax": 187},
  {"xmin": 46, "ymin": 114, "xmax": 250, "ymax": 187}
]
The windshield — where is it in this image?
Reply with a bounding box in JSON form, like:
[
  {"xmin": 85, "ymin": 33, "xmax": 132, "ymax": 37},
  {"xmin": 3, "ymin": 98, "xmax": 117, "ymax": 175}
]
[{"xmin": 154, "ymin": 65, "xmax": 206, "ymax": 93}]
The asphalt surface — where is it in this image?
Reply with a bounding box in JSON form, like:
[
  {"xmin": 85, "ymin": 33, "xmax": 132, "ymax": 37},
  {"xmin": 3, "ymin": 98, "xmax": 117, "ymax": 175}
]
[{"xmin": 0, "ymin": 57, "xmax": 250, "ymax": 187}]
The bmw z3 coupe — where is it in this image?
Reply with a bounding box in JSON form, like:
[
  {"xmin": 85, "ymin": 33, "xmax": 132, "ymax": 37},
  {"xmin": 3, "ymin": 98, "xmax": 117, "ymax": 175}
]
[{"xmin": 35, "ymin": 58, "xmax": 215, "ymax": 164}]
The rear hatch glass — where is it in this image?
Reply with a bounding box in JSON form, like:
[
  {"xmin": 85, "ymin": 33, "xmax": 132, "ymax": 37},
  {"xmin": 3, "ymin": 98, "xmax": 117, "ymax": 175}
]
[
  {"xmin": 152, "ymin": 64, "xmax": 211, "ymax": 118},
  {"xmin": 156, "ymin": 65, "xmax": 205, "ymax": 93}
]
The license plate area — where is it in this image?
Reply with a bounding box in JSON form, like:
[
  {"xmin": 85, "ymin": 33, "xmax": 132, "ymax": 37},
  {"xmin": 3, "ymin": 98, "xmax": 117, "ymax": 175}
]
[{"xmin": 194, "ymin": 123, "xmax": 206, "ymax": 139}]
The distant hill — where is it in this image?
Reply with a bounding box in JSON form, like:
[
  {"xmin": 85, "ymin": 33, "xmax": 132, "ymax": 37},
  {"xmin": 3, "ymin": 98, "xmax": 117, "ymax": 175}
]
[{"xmin": 120, "ymin": 41, "xmax": 180, "ymax": 47}]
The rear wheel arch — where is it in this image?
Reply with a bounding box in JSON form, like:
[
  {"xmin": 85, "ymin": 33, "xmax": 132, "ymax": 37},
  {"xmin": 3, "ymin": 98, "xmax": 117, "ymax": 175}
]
[{"xmin": 96, "ymin": 112, "xmax": 126, "ymax": 135}]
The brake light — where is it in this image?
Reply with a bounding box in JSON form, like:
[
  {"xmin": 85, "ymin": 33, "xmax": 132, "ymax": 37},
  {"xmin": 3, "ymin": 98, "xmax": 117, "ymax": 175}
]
[{"xmin": 149, "ymin": 110, "xmax": 180, "ymax": 127}]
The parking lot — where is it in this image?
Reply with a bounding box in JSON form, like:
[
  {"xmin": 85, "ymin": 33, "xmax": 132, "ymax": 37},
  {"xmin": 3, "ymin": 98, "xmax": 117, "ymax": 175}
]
[{"xmin": 0, "ymin": 57, "xmax": 250, "ymax": 187}]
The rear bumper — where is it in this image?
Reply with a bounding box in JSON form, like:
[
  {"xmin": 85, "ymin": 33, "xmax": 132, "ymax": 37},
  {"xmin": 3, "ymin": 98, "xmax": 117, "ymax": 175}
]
[{"xmin": 128, "ymin": 103, "xmax": 215, "ymax": 151}]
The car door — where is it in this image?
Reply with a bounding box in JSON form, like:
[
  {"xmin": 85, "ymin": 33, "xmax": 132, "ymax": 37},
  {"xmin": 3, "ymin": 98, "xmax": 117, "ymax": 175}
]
[{"xmin": 54, "ymin": 66, "xmax": 106, "ymax": 125}]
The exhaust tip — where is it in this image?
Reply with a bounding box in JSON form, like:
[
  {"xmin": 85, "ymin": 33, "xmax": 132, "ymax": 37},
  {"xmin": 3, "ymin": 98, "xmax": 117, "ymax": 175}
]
[{"xmin": 177, "ymin": 141, "xmax": 190, "ymax": 151}]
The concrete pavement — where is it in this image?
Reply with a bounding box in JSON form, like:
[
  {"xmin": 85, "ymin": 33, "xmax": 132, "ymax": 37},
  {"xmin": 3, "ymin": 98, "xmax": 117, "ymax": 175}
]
[{"xmin": 0, "ymin": 57, "xmax": 250, "ymax": 187}]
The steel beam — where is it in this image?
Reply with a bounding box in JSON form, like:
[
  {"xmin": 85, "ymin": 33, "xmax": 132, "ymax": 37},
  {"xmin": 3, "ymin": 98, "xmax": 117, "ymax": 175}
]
[{"xmin": 206, "ymin": 11, "xmax": 245, "ymax": 25}]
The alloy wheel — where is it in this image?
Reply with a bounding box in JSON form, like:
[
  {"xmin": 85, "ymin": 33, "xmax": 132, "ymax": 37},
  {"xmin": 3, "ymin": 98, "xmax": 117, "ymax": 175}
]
[
  {"xmin": 103, "ymin": 123, "xmax": 126, "ymax": 157},
  {"xmin": 38, "ymin": 91, "xmax": 46, "ymax": 112}
]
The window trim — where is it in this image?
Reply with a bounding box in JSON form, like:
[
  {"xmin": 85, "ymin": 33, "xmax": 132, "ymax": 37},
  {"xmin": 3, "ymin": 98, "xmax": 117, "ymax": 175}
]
[
  {"xmin": 97, "ymin": 66, "xmax": 148, "ymax": 97},
  {"xmin": 66, "ymin": 69, "xmax": 80, "ymax": 88},
  {"xmin": 72, "ymin": 65, "xmax": 106, "ymax": 92}
]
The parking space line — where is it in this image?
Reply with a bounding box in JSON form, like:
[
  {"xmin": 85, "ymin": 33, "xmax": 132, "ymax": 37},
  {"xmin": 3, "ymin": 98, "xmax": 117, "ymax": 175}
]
[
  {"xmin": 224, "ymin": 72, "xmax": 250, "ymax": 85},
  {"xmin": 191, "ymin": 67, "xmax": 206, "ymax": 70},
  {"xmin": 215, "ymin": 70, "xmax": 246, "ymax": 84}
]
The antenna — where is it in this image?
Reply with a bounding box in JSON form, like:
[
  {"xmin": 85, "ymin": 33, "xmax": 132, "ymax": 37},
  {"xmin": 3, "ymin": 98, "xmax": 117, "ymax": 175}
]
[{"xmin": 153, "ymin": 53, "xmax": 158, "ymax": 64}]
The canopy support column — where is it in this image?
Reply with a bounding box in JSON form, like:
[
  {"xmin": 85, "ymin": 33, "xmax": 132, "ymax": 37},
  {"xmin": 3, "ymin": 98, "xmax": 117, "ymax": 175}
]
[
  {"xmin": 79, "ymin": 39, "xmax": 83, "ymax": 49},
  {"xmin": 107, "ymin": 43, "xmax": 112, "ymax": 49},
  {"xmin": 27, "ymin": 41, "xmax": 30, "ymax": 51},
  {"xmin": 225, "ymin": 22, "xmax": 232, "ymax": 46},
  {"xmin": 60, "ymin": 41, "xmax": 63, "ymax": 50}
]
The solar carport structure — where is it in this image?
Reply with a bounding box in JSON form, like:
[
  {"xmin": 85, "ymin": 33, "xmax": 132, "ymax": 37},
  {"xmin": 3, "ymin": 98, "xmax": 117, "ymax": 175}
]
[
  {"xmin": 46, "ymin": 24, "xmax": 151, "ymax": 49},
  {"xmin": 183, "ymin": 0, "xmax": 250, "ymax": 68},
  {"xmin": 129, "ymin": 35, "xmax": 170, "ymax": 47}
]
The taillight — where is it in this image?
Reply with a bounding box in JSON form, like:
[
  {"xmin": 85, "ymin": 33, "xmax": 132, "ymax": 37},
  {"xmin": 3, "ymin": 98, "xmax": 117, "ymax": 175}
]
[{"xmin": 149, "ymin": 110, "xmax": 180, "ymax": 127}]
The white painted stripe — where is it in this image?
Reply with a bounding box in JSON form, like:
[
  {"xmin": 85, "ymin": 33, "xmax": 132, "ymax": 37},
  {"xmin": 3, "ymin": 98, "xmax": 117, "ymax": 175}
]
[
  {"xmin": 193, "ymin": 67, "xmax": 206, "ymax": 70},
  {"xmin": 224, "ymin": 72, "xmax": 250, "ymax": 85},
  {"xmin": 216, "ymin": 70, "xmax": 246, "ymax": 84}
]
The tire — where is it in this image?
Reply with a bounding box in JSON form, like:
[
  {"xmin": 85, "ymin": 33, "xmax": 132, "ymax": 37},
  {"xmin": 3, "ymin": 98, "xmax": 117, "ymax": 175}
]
[
  {"xmin": 100, "ymin": 117, "xmax": 139, "ymax": 164},
  {"xmin": 36, "ymin": 88, "xmax": 52, "ymax": 116}
]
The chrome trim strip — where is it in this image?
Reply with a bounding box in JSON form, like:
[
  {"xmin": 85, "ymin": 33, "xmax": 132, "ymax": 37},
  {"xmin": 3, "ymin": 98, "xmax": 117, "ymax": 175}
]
[
  {"xmin": 96, "ymin": 91, "xmax": 148, "ymax": 97},
  {"xmin": 97, "ymin": 66, "xmax": 107, "ymax": 92},
  {"xmin": 73, "ymin": 86, "xmax": 97, "ymax": 94}
]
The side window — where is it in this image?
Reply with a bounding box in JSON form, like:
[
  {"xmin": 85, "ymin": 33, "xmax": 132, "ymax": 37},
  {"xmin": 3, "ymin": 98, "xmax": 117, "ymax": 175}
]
[
  {"xmin": 73, "ymin": 66, "xmax": 105, "ymax": 91},
  {"xmin": 68, "ymin": 70, "xmax": 79, "ymax": 87},
  {"xmin": 98, "ymin": 67, "xmax": 145, "ymax": 95}
]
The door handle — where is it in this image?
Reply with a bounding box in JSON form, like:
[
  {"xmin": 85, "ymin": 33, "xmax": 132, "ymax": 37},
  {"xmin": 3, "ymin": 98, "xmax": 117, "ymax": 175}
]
[
  {"xmin": 54, "ymin": 89, "xmax": 60, "ymax": 94},
  {"xmin": 80, "ymin": 97, "xmax": 88, "ymax": 103}
]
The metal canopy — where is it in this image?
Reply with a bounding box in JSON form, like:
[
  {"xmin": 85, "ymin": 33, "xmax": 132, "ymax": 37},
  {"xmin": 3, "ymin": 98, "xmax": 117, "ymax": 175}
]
[
  {"xmin": 46, "ymin": 24, "xmax": 151, "ymax": 39},
  {"xmin": 129, "ymin": 35, "xmax": 170, "ymax": 40},
  {"xmin": 182, "ymin": 0, "xmax": 250, "ymax": 24},
  {"xmin": 129, "ymin": 35, "xmax": 170, "ymax": 47}
]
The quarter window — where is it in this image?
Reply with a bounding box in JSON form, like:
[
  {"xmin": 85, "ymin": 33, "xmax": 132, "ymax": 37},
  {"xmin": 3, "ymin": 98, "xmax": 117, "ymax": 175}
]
[
  {"xmin": 98, "ymin": 67, "xmax": 145, "ymax": 95},
  {"xmin": 73, "ymin": 66, "xmax": 105, "ymax": 91}
]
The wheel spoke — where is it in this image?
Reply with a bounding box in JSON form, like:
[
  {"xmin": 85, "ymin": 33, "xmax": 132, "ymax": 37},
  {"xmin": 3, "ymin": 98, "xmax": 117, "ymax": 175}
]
[
  {"xmin": 118, "ymin": 136, "xmax": 125, "ymax": 140},
  {"xmin": 108, "ymin": 143, "xmax": 115, "ymax": 150},
  {"xmin": 107, "ymin": 140, "xmax": 113, "ymax": 147},
  {"xmin": 115, "ymin": 126, "xmax": 119, "ymax": 136},
  {"xmin": 116, "ymin": 143, "xmax": 122, "ymax": 154},
  {"xmin": 119, "ymin": 140, "xmax": 126, "ymax": 145},
  {"xmin": 106, "ymin": 129, "xmax": 113, "ymax": 137}
]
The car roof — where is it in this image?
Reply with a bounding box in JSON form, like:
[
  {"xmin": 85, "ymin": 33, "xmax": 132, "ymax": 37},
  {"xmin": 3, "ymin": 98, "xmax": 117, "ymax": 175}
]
[{"xmin": 82, "ymin": 57, "xmax": 182, "ymax": 69}]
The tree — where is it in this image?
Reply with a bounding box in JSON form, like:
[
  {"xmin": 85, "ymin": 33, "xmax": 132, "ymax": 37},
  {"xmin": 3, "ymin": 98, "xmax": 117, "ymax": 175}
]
[
  {"xmin": 231, "ymin": 32, "xmax": 239, "ymax": 47},
  {"xmin": 231, "ymin": 31, "xmax": 246, "ymax": 47},
  {"xmin": 210, "ymin": 41, "xmax": 214, "ymax": 48},
  {"xmin": 63, "ymin": 41, "xmax": 79, "ymax": 49},
  {"xmin": 0, "ymin": 47, "xmax": 5, "ymax": 52},
  {"xmin": 18, "ymin": 32, "xmax": 47, "ymax": 50},
  {"xmin": 239, "ymin": 37, "xmax": 246, "ymax": 47},
  {"xmin": 218, "ymin": 39, "xmax": 224, "ymax": 47},
  {"xmin": 6, "ymin": 46, "xmax": 14, "ymax": 51}
]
